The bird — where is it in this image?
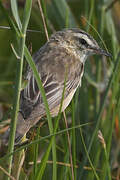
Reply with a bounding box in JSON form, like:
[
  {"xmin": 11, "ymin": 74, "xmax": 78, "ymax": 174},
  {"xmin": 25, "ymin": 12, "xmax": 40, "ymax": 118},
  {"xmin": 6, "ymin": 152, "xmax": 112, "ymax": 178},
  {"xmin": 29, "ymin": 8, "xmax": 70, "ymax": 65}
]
[{"xmin": 2, "ymin": 28, "xmax": 111, "ymax": 145}]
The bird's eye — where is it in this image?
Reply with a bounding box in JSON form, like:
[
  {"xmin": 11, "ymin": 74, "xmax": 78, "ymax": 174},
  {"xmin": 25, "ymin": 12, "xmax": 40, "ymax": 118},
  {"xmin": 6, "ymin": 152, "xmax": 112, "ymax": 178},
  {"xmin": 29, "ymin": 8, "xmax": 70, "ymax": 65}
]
[{"xmin": 79, "ymin": 38, "xmax": 88, "ymax": 46}]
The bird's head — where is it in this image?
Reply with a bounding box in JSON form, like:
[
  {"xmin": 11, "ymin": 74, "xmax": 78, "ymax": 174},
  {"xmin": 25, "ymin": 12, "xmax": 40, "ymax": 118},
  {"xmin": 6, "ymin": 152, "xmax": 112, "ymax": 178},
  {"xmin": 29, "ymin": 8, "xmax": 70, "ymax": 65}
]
[{"xmin": 51, "ymin": 28, "xmax": 112, "ymax": 63}]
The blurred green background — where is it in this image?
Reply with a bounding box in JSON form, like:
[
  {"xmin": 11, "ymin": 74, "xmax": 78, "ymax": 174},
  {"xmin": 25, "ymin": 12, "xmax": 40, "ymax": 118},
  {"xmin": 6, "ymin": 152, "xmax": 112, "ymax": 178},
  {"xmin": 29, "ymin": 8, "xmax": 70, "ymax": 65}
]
[{"xmin": 0, "ymin": 0, "xmax": 120, "ymax": 180}]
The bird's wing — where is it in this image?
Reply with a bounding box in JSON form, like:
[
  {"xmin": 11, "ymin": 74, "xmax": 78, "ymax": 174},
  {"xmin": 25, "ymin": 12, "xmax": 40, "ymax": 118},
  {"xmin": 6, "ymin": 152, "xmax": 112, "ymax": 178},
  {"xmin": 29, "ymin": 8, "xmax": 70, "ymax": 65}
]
[
  {"xmin": 20, "ymin": 66, "xmax": 80, "ymax": 120},
  {"xmin": 20, "ymin": 44, "xmax": 83, "ymax": 119},
  {"xmin": 21, "ymin": 72, "xmax": 68, "ymax": 118}
]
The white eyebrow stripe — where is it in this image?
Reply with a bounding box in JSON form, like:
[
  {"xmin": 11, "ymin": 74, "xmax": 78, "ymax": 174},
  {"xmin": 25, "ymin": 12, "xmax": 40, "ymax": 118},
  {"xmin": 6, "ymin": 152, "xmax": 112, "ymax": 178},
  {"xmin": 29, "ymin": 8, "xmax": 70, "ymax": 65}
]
[{"xmin": 74, "ymin": 33, "xmax": 95, "ymax": 47}]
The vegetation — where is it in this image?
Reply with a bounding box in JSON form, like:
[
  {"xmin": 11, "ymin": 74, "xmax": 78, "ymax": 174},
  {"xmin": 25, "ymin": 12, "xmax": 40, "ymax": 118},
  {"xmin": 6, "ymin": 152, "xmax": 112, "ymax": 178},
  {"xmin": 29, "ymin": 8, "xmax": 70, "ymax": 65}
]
[{"xmin": 0, "ymin": 0, "xmax": 120, "ymax": 179}]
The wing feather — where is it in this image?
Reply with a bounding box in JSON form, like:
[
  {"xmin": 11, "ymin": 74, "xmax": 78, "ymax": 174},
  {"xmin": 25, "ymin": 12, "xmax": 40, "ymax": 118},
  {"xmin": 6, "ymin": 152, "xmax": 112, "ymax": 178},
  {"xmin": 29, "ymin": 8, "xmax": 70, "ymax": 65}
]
[{"xmin": 20, "ymin": 42, "xmax": 83, "ymax": 120}]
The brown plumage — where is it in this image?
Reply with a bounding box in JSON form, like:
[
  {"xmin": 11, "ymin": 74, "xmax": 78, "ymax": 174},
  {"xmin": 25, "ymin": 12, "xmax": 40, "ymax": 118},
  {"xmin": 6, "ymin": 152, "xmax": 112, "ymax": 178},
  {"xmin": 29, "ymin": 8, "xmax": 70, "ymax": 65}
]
[{"xmin": 3, "ymin": 28, "xmax": 111, "ymax": 144}]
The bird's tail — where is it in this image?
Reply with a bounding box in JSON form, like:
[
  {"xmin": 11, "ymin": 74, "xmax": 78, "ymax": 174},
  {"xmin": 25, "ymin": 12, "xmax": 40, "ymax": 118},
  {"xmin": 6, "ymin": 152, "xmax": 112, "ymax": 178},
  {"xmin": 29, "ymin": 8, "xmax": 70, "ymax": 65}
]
[{"xmin": 2, "ymin": 112, "xmax": 28, "ymax": 145}]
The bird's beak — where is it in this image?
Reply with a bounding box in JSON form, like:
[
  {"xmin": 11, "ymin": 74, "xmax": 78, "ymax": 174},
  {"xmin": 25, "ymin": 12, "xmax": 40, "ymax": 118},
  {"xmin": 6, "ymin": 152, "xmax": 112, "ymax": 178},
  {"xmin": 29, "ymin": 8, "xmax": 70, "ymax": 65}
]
[
  {"xmin": 91, "ymin": 47, "xmax": 112, "ymax": 58},
  {"xmin": 96, "ymin": 48, "xmax": 112, "ymax": 58}
]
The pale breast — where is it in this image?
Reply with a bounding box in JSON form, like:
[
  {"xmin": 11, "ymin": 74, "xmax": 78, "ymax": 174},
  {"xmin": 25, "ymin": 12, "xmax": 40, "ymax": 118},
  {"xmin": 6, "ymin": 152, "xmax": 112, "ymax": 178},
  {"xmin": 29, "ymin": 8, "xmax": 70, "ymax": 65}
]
[{"xmin": 50, "ymin": 88, "xmax": 77, "ymax": 117}]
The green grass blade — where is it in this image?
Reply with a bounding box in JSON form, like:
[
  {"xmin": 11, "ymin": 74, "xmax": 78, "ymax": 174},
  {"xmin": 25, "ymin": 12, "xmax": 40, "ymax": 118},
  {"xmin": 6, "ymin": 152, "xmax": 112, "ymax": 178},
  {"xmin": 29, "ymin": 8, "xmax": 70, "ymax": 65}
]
[
  {"xmin": 24, "ymin": 46, "xmax": 52, "ymax": 132},
  {"xmin": 80, "ymin": 52, "xmax": 120, "ymax": 178},
  {"xmin": 4, "ymin": 1, "xmax": 32, "ymax": 179},
  {"xmin": 0, "ymin": 3, "xmax": 55, "ymax": 178},
  {"xmin": 71, "ymin": 99, "xmax": 76, "ymax": 179},
  {"xmin": 0, "ymin": 123, "xmax": 90, "ymax": 163},
  {"xmin": 0, "ymin": 2, "xmax": 20, "ymax": 37},
  {"xmin": 22, "ymin": 0, "xmax": 32, "ymax": 34},
  {"xmin": 79, "ymin": 128, "xmax": 100, "ymax": 180},
  {"xmin": 35, "ymin": 71, "xmax": 67, "ymax": 180},
  {"xmin": 10, "ymin": 0, "xmax": 22, "ymax": 29},
  {"xmin": 24, "ymin": 46, "xmax": 56, "ymax": 179}
]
